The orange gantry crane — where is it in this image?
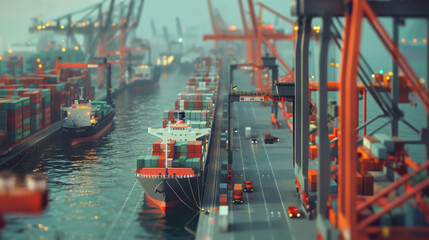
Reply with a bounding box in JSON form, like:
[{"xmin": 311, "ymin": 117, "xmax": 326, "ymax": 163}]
[
  {"xmin": 292, "ymin": 0, "xmax": 429, "ymax": 239},
  {"xmin": 29, "ymin": 0, "xmax": 145, "ymax": 88},
  {"xmin": 204, "ymin": 0, "xmax": 295, "ymax": 90}
]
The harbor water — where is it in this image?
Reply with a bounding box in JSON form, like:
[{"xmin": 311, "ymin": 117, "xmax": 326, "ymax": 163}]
[{"xmin": 2, "ymin": 70, "xmax": 197, "ymax": 240}]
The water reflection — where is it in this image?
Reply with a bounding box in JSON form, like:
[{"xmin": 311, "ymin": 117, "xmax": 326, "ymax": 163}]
[{"xmin": 137, "ymin": 195, "xmax": 197, "ymax": 240}]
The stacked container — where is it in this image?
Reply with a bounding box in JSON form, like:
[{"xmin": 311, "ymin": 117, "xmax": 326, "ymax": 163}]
[
  {"xmin": 21, "ymin": 97, "xmax": 31, "ymax": 138},
  {"xmin": 1, "ymin": 99, "xmax": 23, "ymax": 143}
]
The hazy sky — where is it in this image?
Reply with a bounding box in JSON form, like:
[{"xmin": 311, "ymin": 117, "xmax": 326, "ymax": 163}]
[
  {"xmin": 0, "ymin": 0, "xmax": 293, "ymax": 53},
  {"xmin": 0, "ymin": 0, "xmax": 426, "ymax": 79}
]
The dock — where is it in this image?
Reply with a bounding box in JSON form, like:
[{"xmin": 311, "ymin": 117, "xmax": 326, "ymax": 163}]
[{"xmin": 0, "ymin": 82, "xmax": 126, "ymax": 169}]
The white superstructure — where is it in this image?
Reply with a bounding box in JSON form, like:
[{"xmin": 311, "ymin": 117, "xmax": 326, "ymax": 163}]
[{"xmin": 148, "ymin": 121, "xmax": 210, "ymax": 142}]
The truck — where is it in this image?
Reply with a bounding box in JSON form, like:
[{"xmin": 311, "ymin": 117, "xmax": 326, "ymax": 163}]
[
  {"xmin": 251, "ymin": 131, "xmax": 259, "ymax": 144},
  {"xmin": 245, "ymin": 127, "xmax": 251, "ymax": 138},
  {"xmin": 227, "ymin": 163, "xmax": 232, "ymax": 183},
  {"xmin": 233, "ymin": 184, "xmax": 243, "ymax": 204},
  {"xmin": 244, "ymin": 180, "xmax": 254, "ymax": 192},
  {"xmin": 264, "ymin": 131, "xmax": 279, "ymax": 144}
]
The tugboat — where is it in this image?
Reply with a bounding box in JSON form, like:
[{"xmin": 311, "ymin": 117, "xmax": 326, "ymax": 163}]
[{"xmin": 61, "ymin": 66, "xmax": 116, "ymax": 145}]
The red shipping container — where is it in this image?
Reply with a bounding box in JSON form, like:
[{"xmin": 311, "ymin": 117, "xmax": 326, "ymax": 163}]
[
  {"xmin": 162, "ymin": 119, "xmax": 168, "ymax": 128},
  {"xmin": 30, "ymin": 109, "xmax": 40, "ymax": 115},
  {"xmin": 0, "ymin": 85, "xmax": 22, "ymax": 89},
  {"xmin": 219, "ymin": 194, "xmax": 227, "ymax": 206},
  {"xmin": 363, "ymin": 172, "xmax": 374, "ymax": 195},
  {"xmin": 374, "ymin": 162, "xmax": 383, "ymax": 171},
  {"xmin": 153, "ymin": 140, "xmax": 162, "ymax": 152},
  {"xmin": 194, "ymin": 141, "xmax": 202, "ymax": 153},
  {"xmin": 174, "ymin": 152, "xmax": 181, "ymax": 158},
  {"xmin": 356, "ymin": 172, "xmax": 363, "ymax": 195},
  {"xmin": 168, "ymin": 110, "xmax": 175, "ymax": 120},
  {"xmin": 187, "ymin": 141, "xmax": 194, "ymax": 153},
  {"xmin": 366, "ymin": 163, "xmax": 375, "ymax": 171},
  {"xmin": 184, "ymin": 101, "xmax": 189, "ymax": 110},
  {"xmin": 194, "ymin": 152, "xmax": 202, "ymax": 158},
  {"xmin": 152, "ymin": 151, "xmax": 160, "ymax": 156},
  {"xmin": 158, "ymin": 155, "xmax": 166, "ymax": 168}
]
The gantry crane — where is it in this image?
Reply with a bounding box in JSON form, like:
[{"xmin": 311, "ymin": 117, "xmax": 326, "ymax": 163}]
[
  {"xmin": 204, "ymin": 0, "xmax": 295, "ymax": 90},
  {"xmin": 29, "ymin": 0, "xmax": 145, "ymax": 88},
  {"xmin": 292, "ymin": 0, "xmax": 429, "ymax": 239}
]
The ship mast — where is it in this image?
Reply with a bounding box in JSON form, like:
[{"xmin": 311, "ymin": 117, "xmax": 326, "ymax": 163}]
[{"xmin": 165, "ymin": 140, "xmax": 169, "ymax": 176}]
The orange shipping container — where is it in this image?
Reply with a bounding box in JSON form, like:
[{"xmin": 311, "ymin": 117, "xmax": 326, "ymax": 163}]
[
  {"xmin": 308, "ymin": 169, "xmax": 318, "ymax": 183},
  {"xmin": 329, "ymin": 208, "xmax": 337, "ymax": 227},
  {"xmin": 309, "ymin": 145, "xmax": 318, "ymax": 156}
]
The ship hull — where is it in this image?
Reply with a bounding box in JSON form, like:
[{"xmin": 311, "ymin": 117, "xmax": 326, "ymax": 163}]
[
  {"xmin": 137, "ymin": 175, "xmax": 202, "ymax": 212},
  {"xmin": 130, "ymin": 74, "xmax": 160, "ymax": 91},
  {"xmin": 61, "ymin": 109, "xmax": 116, "ymax": 145}
]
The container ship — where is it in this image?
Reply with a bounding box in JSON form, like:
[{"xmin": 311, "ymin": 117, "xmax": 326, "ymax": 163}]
[
  {"xmin": 130, "ymin": 65, "xmax": 161, "ymax": 91},
  {"xmin": 61, "ymin": 99, "xmax": 116, "ymax": 145},
  {"xmin": 135, "ymin": 57, "xmax": 221, "ymax": 212},
  {"xmin": 0, "ymin": 59, "xmax": 94, "ymax": 151}
]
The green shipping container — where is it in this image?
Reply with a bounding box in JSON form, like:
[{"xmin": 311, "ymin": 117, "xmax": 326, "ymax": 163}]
[
  {"xmin": 179, "ymin": 156, "xmax": 187, "ymax": 167},
  {"xmin": 137, "ymin": 155, "xmax": 146, "ymax": 168},
  {"xmin": 180, "ymin": 142, "xmax": 188, "ymax": 153},
  {"xmin": 174, "ymin": 142, "xmax": 182, "ymax": 153},
  {"xmin": 172, "ymin": 159, "xmax": 180, "ymax": 167},
  {"xmin": 8, "ymin": 99, "xmax": 23, "ymax": 110},
  {"xmin": 23, "ymin": 130, "xmax": 30, "ymax": 138},
  {"xmin": 47, "ymin": 75, "xmax": 59, "ymax": 84},
  {"xmin": 191, "ymin": 158, "xmax": 200, "ymax": 170},
  {"xmin": 23, "ymin": 117, "xmax": 30, "ymax": 126},
  {"xmin": 21, "ymin": 97, "xmax": 30, "ymax": 106}
]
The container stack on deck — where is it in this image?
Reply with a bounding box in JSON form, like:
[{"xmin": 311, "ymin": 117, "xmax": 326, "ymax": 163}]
[
  {"xmin": 0, "ymin": 62, "xmax": 94, "ymax": 147},
  {"xmin": 136, "ymin": 57, "xmax": 220, "ymax": 176}
]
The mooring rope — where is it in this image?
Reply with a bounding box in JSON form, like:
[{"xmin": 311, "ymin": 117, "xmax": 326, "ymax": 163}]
[
  {"xmin": 165, "ymin": 181, "xmax": 197, "ymax": 211},
  {"xmin": 188, "ymin": 177, "xmax": 201, "ymax": 209},
  {"xmin": 174, "ymin": 177, "xmax": 200, "ymax": 209},
  {"xmin": 196, "ymin": 177, "xmax": 202, "ymax": 209}
]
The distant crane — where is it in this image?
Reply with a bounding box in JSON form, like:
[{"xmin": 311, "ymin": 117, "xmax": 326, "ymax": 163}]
[{"xmin": 29, "ymin": 0, "xmax": 146, "ymax": 88}]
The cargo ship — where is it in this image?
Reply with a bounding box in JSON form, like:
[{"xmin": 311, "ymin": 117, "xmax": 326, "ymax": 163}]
[
  {"xmin": 61, "ymin": 89, "xmax": 116, "ymax": 145},
  {"xmin": 179, "ymin": 47, "xmax": 203, "ymax": 72},
  {"xmin": 130, "ymin": 65, "xmax": 161, "ymax": 91},
  {"xmin": 0, "ymin": 68, "xmax": 94, "ymax": 151},
  {"xmin": 135, "ymin": 58, "xmax": 220, "ymax": 212}
]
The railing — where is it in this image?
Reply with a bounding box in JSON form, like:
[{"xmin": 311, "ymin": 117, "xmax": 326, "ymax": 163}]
[{"xmin": 135, "ymin": 173, "xmax": 202, "ymax": 179}]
